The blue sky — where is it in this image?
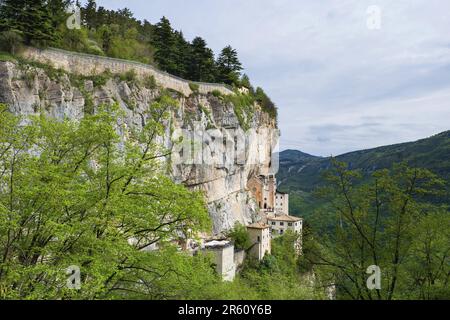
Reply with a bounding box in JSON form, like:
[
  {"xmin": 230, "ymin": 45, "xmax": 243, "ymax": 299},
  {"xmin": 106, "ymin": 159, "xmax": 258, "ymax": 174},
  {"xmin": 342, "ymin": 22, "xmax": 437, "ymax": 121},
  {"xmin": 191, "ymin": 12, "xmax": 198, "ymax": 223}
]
[{"xmin": 91, "ymin": 0, "xmax": 450, "ymax": 156}]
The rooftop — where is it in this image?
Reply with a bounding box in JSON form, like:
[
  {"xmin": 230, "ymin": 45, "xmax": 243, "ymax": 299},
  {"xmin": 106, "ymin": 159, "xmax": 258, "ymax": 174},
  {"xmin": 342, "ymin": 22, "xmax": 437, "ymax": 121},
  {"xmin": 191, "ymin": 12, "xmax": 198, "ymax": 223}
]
[
  {"xmin": 247, "ymin": 221, "xmax": 270, "ymax": 230},
  {"xmin": 203, "ymin": 240, "xmax": 233, "ymax": 250},
  {"xmin": 267, "ymin": 214, "xmax": 303, "ymax": 222}
]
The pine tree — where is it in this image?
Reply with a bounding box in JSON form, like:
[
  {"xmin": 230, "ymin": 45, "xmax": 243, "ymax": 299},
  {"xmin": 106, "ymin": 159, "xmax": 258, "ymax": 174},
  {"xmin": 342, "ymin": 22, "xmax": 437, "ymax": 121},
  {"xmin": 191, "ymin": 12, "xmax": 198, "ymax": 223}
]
[
  {"xmin": 0, "ymin": 0, "xmax": 56, "ymax": 45},
  {"xmin": 152, "ymin": 17, "xmax": 178, "ymax": 75},
  {"xmin": 187, "ymin": 37, "xmax": 217, "ymax": 82},
  {"xmin": 82, "ymin": 0, "xmax": 97, "ymax": 29},
  {"xmin": 173, "ymin": 30, "xmax": 190, "ymax": 78},
  {"xmin": 240, "ymin": 74, "xmax": 253, "ymax": 91},
  {"xmin": 216, "ymin": 45, "xmax": 243, "ymax": 85},
  {"xmin": 255, "ymin": 87, "xmax": 277, "ymax": 118},
  {"xmin": 47, "ymin": 0, "xmax": 71, "ymax": 30}
]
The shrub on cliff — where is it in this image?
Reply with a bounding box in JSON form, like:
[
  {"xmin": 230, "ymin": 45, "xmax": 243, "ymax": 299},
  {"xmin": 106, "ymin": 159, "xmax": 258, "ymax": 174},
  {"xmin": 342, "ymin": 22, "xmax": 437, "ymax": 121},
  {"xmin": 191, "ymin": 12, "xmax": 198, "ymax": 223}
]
[
  {"xmin": 0, "ymin": 30, "xmax": 23, "ymax": 55},
  {"xmin": 227, "ymin": 223, "xmax": 251, "ymax": 251},
  {"xmin": 255, "ymin": 87, "xmax": 278, "ymax": 120}
]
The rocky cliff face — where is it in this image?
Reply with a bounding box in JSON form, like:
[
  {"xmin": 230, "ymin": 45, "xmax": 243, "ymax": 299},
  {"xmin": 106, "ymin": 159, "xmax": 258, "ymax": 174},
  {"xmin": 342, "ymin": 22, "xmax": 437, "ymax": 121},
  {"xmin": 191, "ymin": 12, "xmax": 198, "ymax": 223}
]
[{"xmin": 0, "ymin": 59, "xmax": 278, "ymax": 234}]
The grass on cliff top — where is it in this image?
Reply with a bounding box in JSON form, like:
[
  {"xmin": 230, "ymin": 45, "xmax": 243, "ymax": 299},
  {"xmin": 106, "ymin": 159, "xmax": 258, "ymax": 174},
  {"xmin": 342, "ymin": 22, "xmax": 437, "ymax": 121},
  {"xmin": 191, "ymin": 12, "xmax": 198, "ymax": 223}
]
[{"xmin": 0, "ymin": 51, "xmax": 17, "ymax": 62}]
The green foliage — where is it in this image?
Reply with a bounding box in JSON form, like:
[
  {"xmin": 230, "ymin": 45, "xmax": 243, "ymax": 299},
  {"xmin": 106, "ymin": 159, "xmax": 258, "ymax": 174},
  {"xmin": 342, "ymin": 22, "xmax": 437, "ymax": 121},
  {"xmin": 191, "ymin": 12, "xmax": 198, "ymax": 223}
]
[
  {"xmin": 277, "ymin": 132, "xmax": 450, "ymax": 218},
  {"xmin": 0, "ymin": 0, "xmax": 277, "ymax": 105},
  {"xmin": 180, "ymin": 231, "xmax": 324, "ymax": 300},
  {"xmin": 271, "ymin": 231, "xmax": 302, "ymax": 274},
  {"xmin": 188, "ymin": 37, "xmax": 217, "ymax": 82},
  {"xmin": 400, "ymin": 210, "xmax": 450, "ymax": 299},
  {"xmin": 152, "ymin": 17, "xmax": 179, "ymax": 75},
  {"xmin": 0, "ymin": 30, "xmax": 23, "ymax": 55},
  {"xmin": 226, "ymin": 223, "xmax": 251, "ymax": 251},
  {"xmin": 255, "ymin": 87, "xmax": 278, "ymax": 119},
  {"xmin": 16, "ymin": 57, "xmax": 65, "ymax": 81},
  {"xmin": 0, "ymin": 51, "xmax": 16, "ymax": 62},
  {"xmin": 307, "ymin": 159, "xmax": 449, "ymax": 300},
  {"xmin": 0, "ymin": 0, "xmax": 56, "ymax": 46},
  {"xmin": 83, "ymin": 92, "xmax": 95, "ymax": 114},
  {"xmin": 80, "ymin": 5, "xmax": 154, "ymax": 64},
  {"xmin": 0, "ymin": 102, "xmax": 211, "ymax": 299},
  {"xmin": 119, "ymin": 69, "xmax": 138, "ymax": 83},
  {"xmin": 56, "ymin": 28, "xmax": 100, "ymax": 55},
  {"xmin": 216, "ymin": 45, "xmax": 243, "ymax": 85},
  {"xmin": 240, "ymin": 74, "xmax": 252, "ymax": 90},
  {"xmin": 224, "ymin": 232, "xmax": 325, "ymax": 300},
  {"xmin": 143, "ymin": 75, "xmax": 157, "ymax": 90},
  {"xmin": 189, "ymin": 82, "xmax": 199, "ymax": 93},
  {"xmin": 211, "ymin": 90, "xmax": 223, "ymax": 98},
  {"xmin": 89, "ymin": 73, "xmax": 110, "ymax": 87},
  {"xmin": 224, "ymin": 93, "xmax": 255, "ymax": 131}
]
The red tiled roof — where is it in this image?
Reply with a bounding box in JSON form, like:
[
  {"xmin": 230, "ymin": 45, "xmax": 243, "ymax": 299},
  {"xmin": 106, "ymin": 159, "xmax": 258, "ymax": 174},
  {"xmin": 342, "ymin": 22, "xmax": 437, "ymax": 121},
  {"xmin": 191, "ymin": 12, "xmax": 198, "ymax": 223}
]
[
  {"xmin": 247, "ymin": 221, "xmax": 270, "ymax": 229},
  {"xmin": 267, "ymin": 214, "xmax": 302, "ymax": 222}
]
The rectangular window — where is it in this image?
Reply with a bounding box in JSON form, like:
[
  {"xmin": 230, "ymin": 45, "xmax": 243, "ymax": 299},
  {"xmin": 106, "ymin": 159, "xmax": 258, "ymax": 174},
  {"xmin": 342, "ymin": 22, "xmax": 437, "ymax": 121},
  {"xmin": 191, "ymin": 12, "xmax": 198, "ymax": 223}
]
[
  {"xmin": 257, "ymin": 236, "xmax": 261, "ymax": 242},
  {"xmin": 271, "ymin": 222, "xmax": 276, "ymax": 225},
  {"xmin": 280, "ymin": 222, "xmax": 284, "ymax": 226},
  {"xmin": 288, "ymin": 223, "xmax": 293, "ymax": 227}
]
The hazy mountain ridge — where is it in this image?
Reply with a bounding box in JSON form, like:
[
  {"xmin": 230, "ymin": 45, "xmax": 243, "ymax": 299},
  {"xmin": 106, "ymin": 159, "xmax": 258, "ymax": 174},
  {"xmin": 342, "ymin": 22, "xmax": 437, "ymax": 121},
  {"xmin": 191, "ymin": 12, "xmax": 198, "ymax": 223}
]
[{"xmin": 277, "ymin": 131, "xmax": 450, "ymax": 216}]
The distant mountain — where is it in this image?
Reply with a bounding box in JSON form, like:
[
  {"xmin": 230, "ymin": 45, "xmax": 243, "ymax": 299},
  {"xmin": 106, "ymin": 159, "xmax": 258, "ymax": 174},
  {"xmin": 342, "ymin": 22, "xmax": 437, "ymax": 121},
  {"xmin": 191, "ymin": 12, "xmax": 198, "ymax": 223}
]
[{"xmin": 277, "ymin": 131, "xmax": 450, "ymax": 216}]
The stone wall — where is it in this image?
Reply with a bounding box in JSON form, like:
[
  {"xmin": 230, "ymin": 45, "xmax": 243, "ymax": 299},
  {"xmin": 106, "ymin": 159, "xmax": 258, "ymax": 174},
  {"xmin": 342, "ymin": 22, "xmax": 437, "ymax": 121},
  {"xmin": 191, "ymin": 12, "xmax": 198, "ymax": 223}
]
[
  {"xmin": 20, "ymin": 47, "xmax": 234, "ymax": 97},
  {"xmin": 234, "ymin": 250, "xmax": 246, "ymax": 269},
  {"xmin": 208, "ymin": 245, "xmax": 236, "ymax": 282}
]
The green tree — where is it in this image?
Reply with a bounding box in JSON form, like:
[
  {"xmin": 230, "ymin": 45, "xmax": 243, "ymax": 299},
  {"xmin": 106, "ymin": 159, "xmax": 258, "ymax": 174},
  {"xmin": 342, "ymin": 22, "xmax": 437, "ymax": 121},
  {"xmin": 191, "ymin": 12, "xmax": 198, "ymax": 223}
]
[
  {"xmin": 310, "ymin": 159, "xmax": 449, "ymax": 300},
  {"xmin": 240, "ymin": 74, "xmax": 254, "ymax": 93},
  {"xmin": 172, "ymin": 30, "xmax": 190, "ymax": 78},
  {"xmin": 226, "ymin": 223, "xmax": 251, "ymax": 251},
  {"xmin": 233, "ymin": 231, "xmax": 325, "ymax": 300},
  {"xmin": 47, "ymin": 0, "xmax": 71, "ymax": 30},
  {"xmin": 0, "ymin": 100, "xmax": 211, "ymax": 299},
  {"xmin": 187, "ymin": 37, "xmax": 217, "ymax": 82},
  {"xmin": 0, "ymin": 0, "xmax": 56, "ymax": 45},
  {"xmin": 255, "ymin": 87, "xmax": 277, "ymax": 119},
  {"xmin": 152, "ymin": 17, "xmax": 178, "ymax": 75},
  {"xmin": 82, "ymin": 0, "xmax": 97, "ymax": 29},
  {"xmin": 401, "ymin": 210, "xmax": 449, "ymax": 299},
  {"xmin": 0, "ymin": 30, "xmax": 23, "ymax": 54},
  {"xmin": 216, "ymin": 45, "xmax": 243, "ymax": 85}
]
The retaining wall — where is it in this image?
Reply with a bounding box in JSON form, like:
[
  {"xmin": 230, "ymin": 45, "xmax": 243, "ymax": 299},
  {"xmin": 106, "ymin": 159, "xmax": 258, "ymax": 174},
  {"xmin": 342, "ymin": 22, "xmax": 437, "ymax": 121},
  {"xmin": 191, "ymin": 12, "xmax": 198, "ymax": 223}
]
[{"xmin": 20, "ymin": 47, "xmax": 234, "ymax": 97}]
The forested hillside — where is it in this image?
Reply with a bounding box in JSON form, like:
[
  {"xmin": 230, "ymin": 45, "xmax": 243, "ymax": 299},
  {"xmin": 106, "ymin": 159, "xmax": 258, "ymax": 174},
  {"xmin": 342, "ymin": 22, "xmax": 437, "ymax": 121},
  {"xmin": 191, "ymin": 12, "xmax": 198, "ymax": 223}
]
[{"xmin": 278, "ymin": 131, "xmax": 450, "ymax": 216}]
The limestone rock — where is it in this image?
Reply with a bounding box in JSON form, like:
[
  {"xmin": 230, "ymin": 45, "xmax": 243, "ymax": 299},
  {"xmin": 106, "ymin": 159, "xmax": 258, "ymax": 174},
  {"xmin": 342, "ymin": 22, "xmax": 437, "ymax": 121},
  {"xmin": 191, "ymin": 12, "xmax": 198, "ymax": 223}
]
[{"xmin": 0, "ymin": 60, "xmax": 278, "ymax": 235}]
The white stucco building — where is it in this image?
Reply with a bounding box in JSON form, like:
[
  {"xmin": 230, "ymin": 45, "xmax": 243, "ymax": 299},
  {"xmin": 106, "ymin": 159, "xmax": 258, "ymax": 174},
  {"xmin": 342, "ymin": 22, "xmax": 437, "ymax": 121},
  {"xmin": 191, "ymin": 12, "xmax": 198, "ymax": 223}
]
[
  {"xmin": 275, "ymin": 191, "xmax": 289, "ymax": 215},
  {"xmin": 267, "ymin": 214, "xmax": 303, "ymax": 237},
  {"xmin": 247, "ymin": 222, "xmax": 271, "ymax": 261},
  {"xmin": 203, "ymin": 240, "xmax": 236, "ymax": 281}
]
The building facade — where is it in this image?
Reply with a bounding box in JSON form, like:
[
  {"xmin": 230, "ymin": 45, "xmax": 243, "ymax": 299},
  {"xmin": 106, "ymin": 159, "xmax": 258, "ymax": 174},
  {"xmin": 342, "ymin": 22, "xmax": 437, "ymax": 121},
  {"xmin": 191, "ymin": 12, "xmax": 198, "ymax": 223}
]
[
  {"xmin": 267, "ymin": 214, "xmax": 303, "ymax": 236},
  {"xmin": 275, "ymin": 191, "xmax": 289, "ymax": 215},
  {"xmin": 247, "ymin": 222, "xmax": 271, "ymax": 261},
  {"xmin": 247, "ymin": 175, "xmax": 277, "ymax": 212},
  {"xmin": 203, "ymin": 240, "xmax": 236, "ymax": 281},
  {"xmin": 246, "ymin": 172, "xmax": 305, "ymax": 258},
  {"xmin": 267, "ymin": 214, "xmax": 303, "ymax": 255}
]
